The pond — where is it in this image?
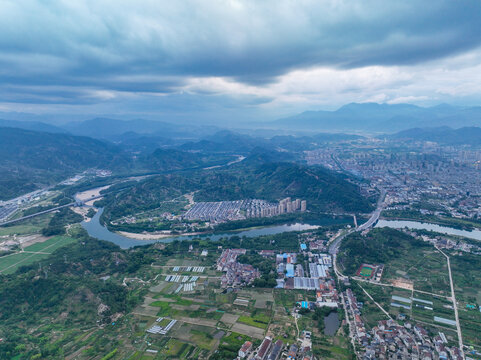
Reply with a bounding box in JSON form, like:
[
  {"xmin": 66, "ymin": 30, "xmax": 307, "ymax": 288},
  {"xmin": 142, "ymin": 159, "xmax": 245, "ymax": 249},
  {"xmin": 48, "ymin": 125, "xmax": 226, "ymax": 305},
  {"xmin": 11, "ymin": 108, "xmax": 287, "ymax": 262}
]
[
  {"xmin": 81, "ymin": 208, "xmax": 320, "ymax": 249},
  {"xmin": 324, "ymin": 311, "xmax": 340, "ymax": 336}
]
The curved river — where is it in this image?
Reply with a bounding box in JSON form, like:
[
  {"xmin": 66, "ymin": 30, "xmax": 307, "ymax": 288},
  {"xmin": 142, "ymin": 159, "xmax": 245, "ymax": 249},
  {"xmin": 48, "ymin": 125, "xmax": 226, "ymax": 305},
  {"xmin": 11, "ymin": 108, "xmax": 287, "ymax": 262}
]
[
  {"xmin": 82, "ymin": 208, "xmax": 320, "ymax": 249},
  {"xmin": 376, "ymin": 219, "xmax": 481, "ymax": 241}
]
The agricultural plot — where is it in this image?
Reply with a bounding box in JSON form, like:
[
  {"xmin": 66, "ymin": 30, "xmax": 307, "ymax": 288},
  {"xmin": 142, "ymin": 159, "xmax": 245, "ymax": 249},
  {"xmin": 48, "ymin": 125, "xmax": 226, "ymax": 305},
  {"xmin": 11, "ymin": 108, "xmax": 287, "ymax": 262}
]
[
  {"xmin": 271, "ymin": 290, "xmax": 354, "ymax": 359},
  {"xmin": 410, "ymin": 294, "xmax": 456, "ymax": 327},
  {"xmin": 0, "ymin": 235, "xmax": 76, "ymax": 274},
  {"xmin": 382, "ymin": 248, "xmax": 450, "ymax": 296},
  {"xmin": 237, "ymin": 311, "xmax": 270, "ymax": 329},
  {"xmin": 0, "ymin": 252, "xmax": 51, "ymax": 274},
  {"xmin": 24, "ymin": 235, "xmax": 76, "ymax": 252},
  {"xmin": 449, "ymin": 253, "xmax": 481, "ymax": 348},
  {"xmin": 163, "ymin": 338, "xmax": 195, "ymax": 358},
  {"xmin": 0, "ymin": 213, "xmax": 52, "ymax": 237}
]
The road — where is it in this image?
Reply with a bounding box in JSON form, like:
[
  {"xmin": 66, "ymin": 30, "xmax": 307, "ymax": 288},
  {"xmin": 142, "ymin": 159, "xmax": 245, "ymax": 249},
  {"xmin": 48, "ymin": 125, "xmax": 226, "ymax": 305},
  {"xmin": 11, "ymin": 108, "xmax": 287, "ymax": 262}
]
[
  {"xmin": 1, "ymin": 155, "xmax": 246, "ymax": 227},
  {"xmin": 357, "ymin": 188, "xmax": 386, "ymax": 231},
  {"xmin": 0, "ymin": 193, "xmax": 110, "ymax": 226},
  {"xmin": 0, "ymin": 193, "xmax": 107, "ymax": 227},
  {"xmin": 353, "ymin": 276, "xmax": 450, "ymax": 299},
  {"xmin": 0, "ymin": 202, "xmax": 75, "ymax": 226},
  {"xmin": 357, "ymin": 282, "xmax": 392, "ymax": 320},
  {"xmin": 329, "ymin": 188, "xmax": 386, "ymax": 258},
  {"xmin": 436, "ymin": 246, "xmax": 464, "ymax": 356},
  {"xmin": 340, "ymin": 293, "xmax": 358, "ymax": 356}
]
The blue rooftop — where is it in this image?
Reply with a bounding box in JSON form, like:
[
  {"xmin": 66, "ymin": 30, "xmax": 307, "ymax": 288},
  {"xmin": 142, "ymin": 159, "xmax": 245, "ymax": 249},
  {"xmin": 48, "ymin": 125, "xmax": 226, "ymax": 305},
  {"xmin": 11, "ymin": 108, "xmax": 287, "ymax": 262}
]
[{"xmin": 286, "ymin": 263, "xmax": 295, "ymax": 277}]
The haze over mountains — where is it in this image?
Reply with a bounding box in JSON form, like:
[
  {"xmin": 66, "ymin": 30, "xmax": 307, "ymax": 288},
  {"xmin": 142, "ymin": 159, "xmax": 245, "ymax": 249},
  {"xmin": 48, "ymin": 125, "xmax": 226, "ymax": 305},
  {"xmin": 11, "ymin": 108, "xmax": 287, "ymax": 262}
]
[
  {"xmin": 2, "ymin": 101, "xmax": 481, "ymax": 201},
  {"xmin": 385, "ymin": 126, "xmax": 481, "ymax": 145},
  {"xmin": 2, "ymin": 102, "xmax": 481, "ymax": 138},
  {"xmin": 274, "ymin": 103, "xmax": 481, "ymax": 133}
]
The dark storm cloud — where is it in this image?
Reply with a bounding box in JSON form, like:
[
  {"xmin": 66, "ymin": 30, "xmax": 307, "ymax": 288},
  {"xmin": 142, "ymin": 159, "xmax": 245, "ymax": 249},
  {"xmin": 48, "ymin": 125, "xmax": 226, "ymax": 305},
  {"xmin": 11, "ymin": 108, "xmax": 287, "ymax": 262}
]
[{"xmin": 0, "ymin": 0, "xmax": 481, "ymax": 106}]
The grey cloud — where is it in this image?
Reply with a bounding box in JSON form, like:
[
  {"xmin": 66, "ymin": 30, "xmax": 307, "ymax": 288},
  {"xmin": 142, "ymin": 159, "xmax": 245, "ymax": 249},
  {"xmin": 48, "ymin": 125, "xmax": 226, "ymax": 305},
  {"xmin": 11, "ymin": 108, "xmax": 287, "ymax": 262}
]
[
  {"xmin": 0, "ymin": 0, "xmax": 481, "ymax": 114},
  {"xmin": 2, "ymin": 2, "xmax": 481, "ymax": 85}
]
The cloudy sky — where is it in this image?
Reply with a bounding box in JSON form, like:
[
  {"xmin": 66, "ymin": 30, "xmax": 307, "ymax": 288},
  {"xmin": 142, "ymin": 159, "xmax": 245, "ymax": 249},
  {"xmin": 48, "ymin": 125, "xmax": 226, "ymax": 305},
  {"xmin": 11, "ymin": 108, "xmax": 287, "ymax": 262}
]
[{"xmin": 1, "ymin": 0, "xmax": 481, "ymax": 124}]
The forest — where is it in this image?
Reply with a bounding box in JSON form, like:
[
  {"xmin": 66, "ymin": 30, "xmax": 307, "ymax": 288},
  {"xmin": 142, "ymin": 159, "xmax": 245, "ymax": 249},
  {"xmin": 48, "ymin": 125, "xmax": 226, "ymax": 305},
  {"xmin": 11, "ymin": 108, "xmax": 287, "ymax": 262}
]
[
  {"xmin": 337, "ymin": 227, "xmax": 430, "ymax": 275},
  {"xmin": 99, "ymin": 160, "xmax": 372, "ymax": 230}
]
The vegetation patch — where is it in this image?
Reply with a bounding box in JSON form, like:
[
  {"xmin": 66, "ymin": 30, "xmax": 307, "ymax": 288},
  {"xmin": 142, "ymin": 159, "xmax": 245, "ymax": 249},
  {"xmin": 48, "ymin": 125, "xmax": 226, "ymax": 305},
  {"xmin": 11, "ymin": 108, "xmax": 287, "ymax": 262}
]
[{"xmin": 238, "ymin": 311, "xmax": 270, "ymax": 329}]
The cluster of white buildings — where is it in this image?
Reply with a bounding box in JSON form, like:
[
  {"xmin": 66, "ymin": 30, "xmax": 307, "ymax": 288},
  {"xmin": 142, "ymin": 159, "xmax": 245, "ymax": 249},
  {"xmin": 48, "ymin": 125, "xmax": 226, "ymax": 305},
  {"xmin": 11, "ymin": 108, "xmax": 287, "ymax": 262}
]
[
  {"xmin": 147, "ymin": 318, "xmax": 177, "ymax": 335},
  {"xmin": 165, "ymin": 274, "xmax": 199, "ymax": 283},
  {"xmin": 172, "ymin": 266, "xmax": 204, "ymax": 272},
  {"xmin": 252, "ymin": 197, "xmax": 307, "ymax": 218},
  {"xmin": 183, "ymin": 198, "xmax": 307, "ymax": 223}
]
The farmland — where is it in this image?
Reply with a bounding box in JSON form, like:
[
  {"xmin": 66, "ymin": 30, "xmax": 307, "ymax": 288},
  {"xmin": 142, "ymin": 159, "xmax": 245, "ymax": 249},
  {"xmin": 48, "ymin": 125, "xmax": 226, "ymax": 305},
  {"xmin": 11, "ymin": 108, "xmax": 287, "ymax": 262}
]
[{"xmin": 0, "ymin": 235, "xmax": 77, "ymax": 274}]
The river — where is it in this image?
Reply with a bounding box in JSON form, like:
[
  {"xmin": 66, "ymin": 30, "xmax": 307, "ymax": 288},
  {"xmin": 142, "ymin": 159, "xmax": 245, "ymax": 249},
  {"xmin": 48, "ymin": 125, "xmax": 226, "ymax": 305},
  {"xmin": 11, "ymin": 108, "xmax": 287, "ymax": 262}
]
[
  {"xmin": 81, "ymin": 208, "xmax": 320, "ymax": 249},
  {"xmin": 376, "ymin": 219, "xmax": 481, "ymax": 241}
]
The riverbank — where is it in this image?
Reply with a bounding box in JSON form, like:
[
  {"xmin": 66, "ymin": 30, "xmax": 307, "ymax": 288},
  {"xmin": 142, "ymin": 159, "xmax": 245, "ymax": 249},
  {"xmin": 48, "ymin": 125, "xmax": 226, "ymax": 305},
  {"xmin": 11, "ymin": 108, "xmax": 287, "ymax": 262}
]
[
  {"xmin": 381, "ymin": 211, "xmax": 481, "ymax": 231},
  {"xmin": 376, "ymin": 219, "xmax": 481, "ymax": 242},
  {"xmin": 114, "ymin": 221, "xmax": 319, "ymax": 241},
  {"xmin": 75, "ymin": 185, "xmax": 111, "ymax": 206},
  {"xmin": 116, "ymin": 230, "xmax": 205, "ymax": 240},
  {"xmin": 82, "ymin": 208, "xmax": 320, "ymax": 248}
]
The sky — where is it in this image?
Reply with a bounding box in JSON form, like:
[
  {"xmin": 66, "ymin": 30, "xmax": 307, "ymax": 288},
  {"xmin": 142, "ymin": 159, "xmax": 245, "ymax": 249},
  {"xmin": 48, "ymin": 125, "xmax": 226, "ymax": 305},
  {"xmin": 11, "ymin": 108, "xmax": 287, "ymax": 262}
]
[{"xmin": 1, "ymin": 0, "xmax": 481, "ymax": 124}]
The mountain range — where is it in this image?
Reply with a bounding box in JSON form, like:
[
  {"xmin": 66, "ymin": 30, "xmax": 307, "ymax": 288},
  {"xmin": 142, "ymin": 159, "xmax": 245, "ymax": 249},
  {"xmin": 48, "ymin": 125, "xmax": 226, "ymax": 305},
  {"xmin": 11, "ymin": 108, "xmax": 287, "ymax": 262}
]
[
  {"xmin": 0, "ymin": 128, "xmax": 235, "ymax": 200},
  {"xmin": 3, "ymin": 102, "xmax": 481, "ymax": 139},
  {"xmin": 62, "ymin": 118, "xmax": 219, "ymax": 140},
  {"xmin": 387, "ymin": 126, "xmax": 481, "ymax": 145},
  {"xmin": 0, "ymin": 127, "xmax": 129, "ymax": 200},
  {"xmin": 274, "ymin": 103, "xmax": 481, "ymax": 133}
]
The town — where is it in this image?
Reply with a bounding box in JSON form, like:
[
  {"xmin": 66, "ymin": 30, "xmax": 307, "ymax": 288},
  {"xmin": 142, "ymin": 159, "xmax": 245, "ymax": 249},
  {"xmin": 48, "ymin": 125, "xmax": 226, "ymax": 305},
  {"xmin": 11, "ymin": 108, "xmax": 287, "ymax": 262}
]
[{"xmin": 185, "ymin": 198, "xmax": 307, "ymax": 223}]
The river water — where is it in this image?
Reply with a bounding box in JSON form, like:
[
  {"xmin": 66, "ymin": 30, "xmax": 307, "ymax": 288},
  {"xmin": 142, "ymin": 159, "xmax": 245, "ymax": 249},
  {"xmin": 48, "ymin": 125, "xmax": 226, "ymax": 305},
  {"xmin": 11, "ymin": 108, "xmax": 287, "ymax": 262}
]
[
  {"xmin": 81, "ymin": 208, "xmax": 320, "ymax": 249},
  {"xmin": 376, "ymin": 219, "xmax": 481, "ymax": 241}
]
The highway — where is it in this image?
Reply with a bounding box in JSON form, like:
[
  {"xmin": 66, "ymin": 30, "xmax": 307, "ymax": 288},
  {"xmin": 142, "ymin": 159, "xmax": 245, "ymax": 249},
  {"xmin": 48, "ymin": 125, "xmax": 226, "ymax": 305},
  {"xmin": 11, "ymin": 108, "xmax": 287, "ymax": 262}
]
[
  {"xmin": 329, "ymin": 188, "xmax": 386, "ymax": 253},
  {"xmin": 0, "ymin": 155, "xmax": 246, "ymax": 227},
  {"xmin": 328, "ymin": 188, "xmax": 386, "ymax": 277},
  {"xmin": 0, "ymin": 203, "xmax": 75, "ymax": 226},
  {"xmin": 356, "ymin": 188, "xmax": 386, "ymax": 231},
  {"xmin": 0, "ymin": 194, "xmax": 105, "ymax": 226}
]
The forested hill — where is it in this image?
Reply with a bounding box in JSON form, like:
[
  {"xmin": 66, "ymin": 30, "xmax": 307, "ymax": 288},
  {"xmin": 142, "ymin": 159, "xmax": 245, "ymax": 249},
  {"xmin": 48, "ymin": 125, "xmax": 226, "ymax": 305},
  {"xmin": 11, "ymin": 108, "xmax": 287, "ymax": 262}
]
[
  {"xmin": 140, "ymin": 148, "xmax": 233, "ymax": 171},
  {"xmin": 386, "ymin": 126, "xmax": 481, "ymax": 145},
  {"xmin": 0, "ymin": 127, "xmax": 130, "ymax": 200},
  {"xmin": 0, "ymin": 128, "xmax": 236, "ymax": 200},
  {"xmin": 101, "ymin": 160, "xmax": 372, "ymax": 222},
  {"xmin": 195, "ymin": 162, "xmax": 372, "ymax": 213}
]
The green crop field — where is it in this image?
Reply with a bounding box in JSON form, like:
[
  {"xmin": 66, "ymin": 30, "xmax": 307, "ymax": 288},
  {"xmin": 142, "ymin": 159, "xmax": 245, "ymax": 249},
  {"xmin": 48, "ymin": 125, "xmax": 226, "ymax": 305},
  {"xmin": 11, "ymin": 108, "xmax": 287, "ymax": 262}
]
[
  {"xmin": 0, "ymin": 213, "xmax": 53, "ymax": 236},
  {"xmin": 0, "ymin": 252, "xmax": 51, "ymax": 274},
  {"xmin": 0, "ymin": 235, "xmax": 76, "ymax": 274},
  {"xmin": 238, "ymin": 311, "xmax": 271, "ymax": 329},
  {"xmin": 24, "ymin": 235, "xmax": 76, "ymax": 252}
]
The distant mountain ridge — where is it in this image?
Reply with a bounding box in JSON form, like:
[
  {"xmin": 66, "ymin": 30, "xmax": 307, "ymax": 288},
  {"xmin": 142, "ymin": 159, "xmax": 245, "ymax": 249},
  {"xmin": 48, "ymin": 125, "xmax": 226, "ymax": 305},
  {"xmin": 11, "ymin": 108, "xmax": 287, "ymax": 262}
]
[
  {"xmin": 387, "ymin": 126, "xmax": 481, "ymax": 145},
  {"xmin": 0, "ymin": 119, "xmax": 66, "ymax": 133},
  {"xmin": 0, "ymin": 128, "xmax": 235, "ymax": 200},
  {"xmin": 275, "ymin": 103, "xmax": 481, "ymax": 133},
  {"xmin": 63, "ymin": 117, "xmax": 220, "ymax": 140},
  {"xmin": 0, "ymin": 127, "xmax": 129, "ymax": 200},
  {"xmin": 180, "ymin": 130, "xmax": 364, "ymax": 155}
]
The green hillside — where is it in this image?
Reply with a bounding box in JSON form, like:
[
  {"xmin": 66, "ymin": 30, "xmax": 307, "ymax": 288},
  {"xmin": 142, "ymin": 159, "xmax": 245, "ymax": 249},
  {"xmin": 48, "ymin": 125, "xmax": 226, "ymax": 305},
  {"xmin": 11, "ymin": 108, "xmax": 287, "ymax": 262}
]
[
  {"xmin": 195, "ymin": 162, "xmax": 371, "ymax": 213},
  {"xmin": 101, "ymin": 160, "xmax": 372, "ymax": 222},
  {"xmin": 0, "ymin": 127, "xmax": 130, "ymax": 200},
  {"xmin": 0, "ymin": 128, "xmax": 234, "ymax": 200}
]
